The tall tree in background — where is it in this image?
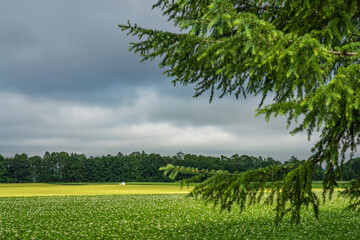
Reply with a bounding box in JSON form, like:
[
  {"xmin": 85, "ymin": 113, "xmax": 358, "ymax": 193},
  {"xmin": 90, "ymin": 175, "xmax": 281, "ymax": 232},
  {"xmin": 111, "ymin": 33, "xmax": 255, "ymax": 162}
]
[
  {"xmin": 7, "ymin": 154, "xmax": 31, "ymax": 183},
  {"xmin": 120, "ymin": 0, "xmax": 360, "ymax": 223},
  {"xmin": 0, "ymin": 155, "xmax": 6, "ymax": 182}
]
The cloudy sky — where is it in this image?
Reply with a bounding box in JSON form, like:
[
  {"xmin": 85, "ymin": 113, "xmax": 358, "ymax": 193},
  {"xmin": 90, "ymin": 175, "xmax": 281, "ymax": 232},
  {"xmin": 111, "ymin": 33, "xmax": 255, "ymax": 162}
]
[{"xmin": 0, "ymin": 0, "xmax": 318, "ymax": 161}]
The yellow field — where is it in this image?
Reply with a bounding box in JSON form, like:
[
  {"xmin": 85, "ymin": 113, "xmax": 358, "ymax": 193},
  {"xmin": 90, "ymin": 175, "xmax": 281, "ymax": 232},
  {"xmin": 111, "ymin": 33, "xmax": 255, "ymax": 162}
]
[
  {"xmin": 0, "ymin": 183, "xmax": 344, "ymax": 197},
  {"xmin": 0, "ymin": 183, "xmax": 194, "ymax": 197}
]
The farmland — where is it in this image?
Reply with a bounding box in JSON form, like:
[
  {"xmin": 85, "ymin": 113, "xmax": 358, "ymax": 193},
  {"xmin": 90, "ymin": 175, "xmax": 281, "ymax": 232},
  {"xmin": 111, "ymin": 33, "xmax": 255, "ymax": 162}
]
[
  {"xmin": 0, "ymin": 184, "xmax": 359, "ymax": 239},
  {"xmin": 0, "ymin": 183, "xmax": 193, "ymax": 197}
]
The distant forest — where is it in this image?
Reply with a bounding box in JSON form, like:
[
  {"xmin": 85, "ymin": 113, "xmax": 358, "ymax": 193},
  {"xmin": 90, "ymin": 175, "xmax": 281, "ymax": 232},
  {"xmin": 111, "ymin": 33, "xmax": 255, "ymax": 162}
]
[{"xmin": 0, "ymin": 151, "xmax": 359, "ymax": 183}]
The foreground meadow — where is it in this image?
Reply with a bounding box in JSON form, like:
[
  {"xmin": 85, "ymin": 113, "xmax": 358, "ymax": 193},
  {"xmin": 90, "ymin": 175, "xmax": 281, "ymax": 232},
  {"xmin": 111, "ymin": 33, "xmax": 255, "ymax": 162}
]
[{"xmin": 0, "ymin": 193, "xmax": 359, "ymax": 239}]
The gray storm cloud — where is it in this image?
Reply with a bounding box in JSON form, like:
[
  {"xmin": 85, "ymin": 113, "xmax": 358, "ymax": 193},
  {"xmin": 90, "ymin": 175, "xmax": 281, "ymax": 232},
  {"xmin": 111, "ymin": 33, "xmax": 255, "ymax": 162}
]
[
  {"xmin": 0, "ymin": 90, "xmax": 316, "ymax": 160},
  {"xmin": 0, "ymin": 0, "xmax": 172, "ymax": 98},
  {"xmin": 0, "ymin": 0, "xmax": 318, "ymax": 161}
]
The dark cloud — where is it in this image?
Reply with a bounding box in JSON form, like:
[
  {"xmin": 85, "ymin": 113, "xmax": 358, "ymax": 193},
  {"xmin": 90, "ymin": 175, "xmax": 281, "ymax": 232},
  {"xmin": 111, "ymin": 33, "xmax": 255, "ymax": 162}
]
[
  {"xmin": 0, "ymin": 0, "xmax": 323, "ymax": 161},
  {"xmin": 0, "ymin": 0, "xmax": 174, "ymax": 103},
  {"xmin": 0, "ymin": 90, "xmax": 317, "ymax": 161}
]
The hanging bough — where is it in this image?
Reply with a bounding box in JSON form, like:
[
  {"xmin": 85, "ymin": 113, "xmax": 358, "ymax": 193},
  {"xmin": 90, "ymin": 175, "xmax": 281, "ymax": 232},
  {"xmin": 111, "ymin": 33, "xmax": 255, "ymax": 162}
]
[{"xmin": 120, "ymin": 0, "xmax": 360, "ymax": 223}]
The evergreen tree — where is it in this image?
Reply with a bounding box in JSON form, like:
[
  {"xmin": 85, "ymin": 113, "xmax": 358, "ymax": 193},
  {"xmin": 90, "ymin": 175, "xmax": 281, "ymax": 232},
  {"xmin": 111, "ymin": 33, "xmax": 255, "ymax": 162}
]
[
  {"xmin": 8, "ymin": 154, "xmax": 31, "ymax": 183},
  {"xmin": 120, "ymin": 0, "xmax": 360, "ymax": 223},
  {"xmin": 0, "ymin": 155, "xmax": 6, "ymax": 183}
]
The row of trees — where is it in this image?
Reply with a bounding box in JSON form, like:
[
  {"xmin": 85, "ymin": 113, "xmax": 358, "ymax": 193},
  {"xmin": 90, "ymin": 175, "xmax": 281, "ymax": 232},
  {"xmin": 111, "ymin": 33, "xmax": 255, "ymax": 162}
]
[{"xmin": 1, "ymin": 151, "xmax": 359, "ymax": 183}]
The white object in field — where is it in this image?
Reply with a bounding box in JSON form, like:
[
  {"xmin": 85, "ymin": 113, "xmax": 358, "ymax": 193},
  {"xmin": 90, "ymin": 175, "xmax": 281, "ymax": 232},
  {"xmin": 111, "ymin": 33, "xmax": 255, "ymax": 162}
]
[{"xmin": 119, "ymin": 182, "xmax": 126, "ymax": 185}]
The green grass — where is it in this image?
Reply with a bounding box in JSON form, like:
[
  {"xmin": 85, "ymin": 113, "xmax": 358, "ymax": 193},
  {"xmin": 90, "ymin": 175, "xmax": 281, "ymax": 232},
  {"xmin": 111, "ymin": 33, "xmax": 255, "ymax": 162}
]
[
  {"xmin": 0, "ymin": 182, "xmax": 357, "ymax": 239},
  {"xmin": 0, "ymin": 193, "xmax": 359, "ymax": 239},
  {"xmin": 312, "ymin": 181, "xmax": 351, "ymax": 188}
]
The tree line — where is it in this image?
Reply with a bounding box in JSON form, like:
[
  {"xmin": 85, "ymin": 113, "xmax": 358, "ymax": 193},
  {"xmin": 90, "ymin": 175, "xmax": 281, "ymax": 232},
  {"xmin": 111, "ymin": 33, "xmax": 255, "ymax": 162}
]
[{"xmin": 0, "ymin": 151, "xmax": 359, "ymax": 183}]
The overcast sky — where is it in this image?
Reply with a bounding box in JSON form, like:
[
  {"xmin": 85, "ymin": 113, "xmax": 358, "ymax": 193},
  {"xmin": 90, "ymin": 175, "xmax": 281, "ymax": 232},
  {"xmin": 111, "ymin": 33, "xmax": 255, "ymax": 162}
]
[{"xmin": 0, "ymin": 0, "xmax": 320, "ymax": 161}]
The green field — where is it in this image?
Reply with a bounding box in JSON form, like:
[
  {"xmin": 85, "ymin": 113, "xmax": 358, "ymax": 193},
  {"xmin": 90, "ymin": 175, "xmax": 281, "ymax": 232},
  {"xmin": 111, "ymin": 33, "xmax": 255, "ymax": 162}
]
[{"xmin": 0, "ymin": 184, "xmax": 359, "ymax": 239}]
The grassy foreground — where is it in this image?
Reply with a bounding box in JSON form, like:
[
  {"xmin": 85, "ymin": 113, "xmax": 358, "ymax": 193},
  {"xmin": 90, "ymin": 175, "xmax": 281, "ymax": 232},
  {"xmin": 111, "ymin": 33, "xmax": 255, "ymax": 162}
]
[
  {"xmin": 0, "ymin": 183, "xmax": 359, "ymax": 239},
  {"xmin": 0, "ymin": 193, "xmax": 359, "ymax": 239}
]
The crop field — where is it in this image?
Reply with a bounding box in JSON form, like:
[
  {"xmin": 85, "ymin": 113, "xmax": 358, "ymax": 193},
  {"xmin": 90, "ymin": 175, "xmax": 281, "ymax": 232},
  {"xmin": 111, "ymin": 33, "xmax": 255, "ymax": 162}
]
[
  {"xmin": 0, "ymin": 184, "xmax": 359, "ymax": 239},
  {"xmin": 0, "ymin": 183, "xmax": 193, "ymax": 197}
]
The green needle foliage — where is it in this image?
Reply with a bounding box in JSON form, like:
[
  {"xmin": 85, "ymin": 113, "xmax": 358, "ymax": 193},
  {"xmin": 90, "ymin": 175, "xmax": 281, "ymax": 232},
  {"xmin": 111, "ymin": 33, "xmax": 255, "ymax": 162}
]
[
  {"xmin": 120, "ymin": 0, "xmax": 360, "ymax": 223},
  {"xmin": 340, "ymin": 175, "xmax": 360, "ymax": 212},
  {"xmin": 160, "ymin": 162, "xmax": 318, "ymax": 224}
]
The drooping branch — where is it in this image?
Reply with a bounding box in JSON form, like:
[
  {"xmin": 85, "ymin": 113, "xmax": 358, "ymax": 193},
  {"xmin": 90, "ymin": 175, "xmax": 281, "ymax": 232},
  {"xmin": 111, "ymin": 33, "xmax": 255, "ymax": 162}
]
[
  {"xmin": 340, "ymin": 176, "xmax": 360, "ymax": 212},
  {"xmin": 122, "ymin": 0, "xmax": 360, "ymax": 224},
  {"xmin": 160, "ymin": 161, "xmax": 320, "ymax": 224}
]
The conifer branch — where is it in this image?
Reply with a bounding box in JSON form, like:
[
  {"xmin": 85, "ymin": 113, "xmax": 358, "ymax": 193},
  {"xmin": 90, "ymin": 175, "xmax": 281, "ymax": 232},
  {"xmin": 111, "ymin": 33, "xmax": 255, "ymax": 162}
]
[
  {"xmin": 160, "ymin": 162, "xmax": 319, "ymax": 224},
  {"xmin": 123, "ymin": 0, "xmax": 360, "ymax": 224},
  {"xmin": 340, "ymin": 176, "xmax": 360, "ymax": 212}
]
